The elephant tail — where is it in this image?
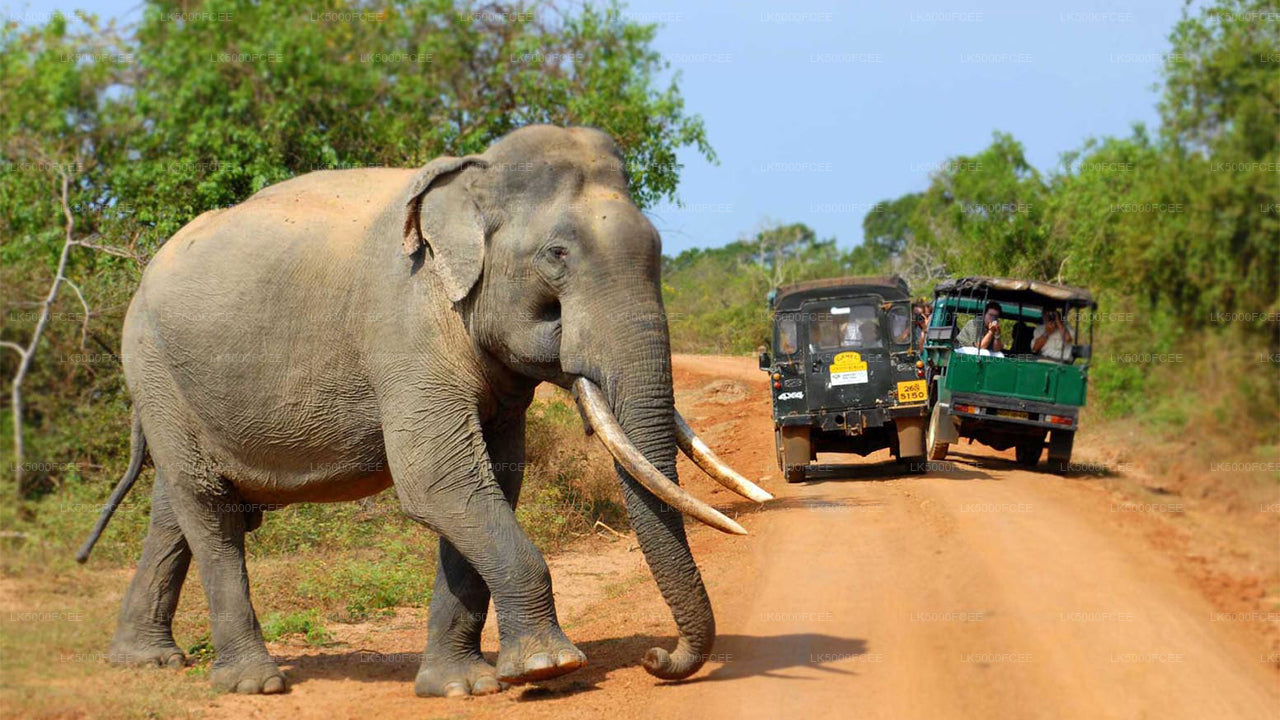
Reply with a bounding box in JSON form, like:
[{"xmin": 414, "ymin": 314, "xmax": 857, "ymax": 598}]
[{"xmin": 75, "ymin": 409, "xmax": 146, "ymax": 564}]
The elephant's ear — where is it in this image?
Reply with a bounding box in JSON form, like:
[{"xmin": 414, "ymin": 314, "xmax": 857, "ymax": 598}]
[{"xmin": 402, "ymin": 155, "xmax": 489, "ymax": 303}]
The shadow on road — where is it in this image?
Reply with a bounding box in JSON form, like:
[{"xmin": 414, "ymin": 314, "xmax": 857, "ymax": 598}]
[
  {"xmin": 801, "ymin": 459, "xmax": 991, "ymax": 483},
  {"xmin": 519, "ymin": 632, "xmax": 869, "ymax": 699},
  {"xmin": 943, "ymin": 449, "xmax": 1117, "ymax": 480},
  {"xmin": 269, "ymin": 631, "xmax": 867, "ymax": 696},
  {"xmin": 686, "ymin": 632, "xmax": 869, "ymax": 683},
  {"xmin": 271, "ymin": 649, "xmax": 420, "ymax": 688}
]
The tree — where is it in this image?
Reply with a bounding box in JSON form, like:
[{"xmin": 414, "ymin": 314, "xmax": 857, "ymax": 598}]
[
  {"xmin": 903, "ymin": 131, "xmax": 1056, "ymax": 280},
  {"xmin": 108, "ymin": 0, "xmax": 715, "ymax": 247},
  {"xmin": 860, "ymin": 193, "xmax": 920, "ymax": 262},
  {"xmin": 1155, "ymin": 0, "xmax": 1279, "ymax": 321},
  {"xmin": 0, "ymin": 13, "xmax": 140, "ymax": 494}
]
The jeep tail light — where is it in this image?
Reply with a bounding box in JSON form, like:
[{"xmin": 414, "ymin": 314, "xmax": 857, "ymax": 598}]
[
  {"xmin": 953, "ymin": 403, "xmax": 978, "ymax": 414},
  {"xmin": 1047, "ymin": 414, "xmax": 1073, "ymax": 425},
  {"xmin": 773, "ymin": 381, "xmax": 782, "ymax": 389}
]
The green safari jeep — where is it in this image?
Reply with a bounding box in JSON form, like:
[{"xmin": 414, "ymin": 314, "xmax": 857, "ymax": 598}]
[{"xmin": 922, "ymin": 277, "xmax": 1096, "ymax": 471}]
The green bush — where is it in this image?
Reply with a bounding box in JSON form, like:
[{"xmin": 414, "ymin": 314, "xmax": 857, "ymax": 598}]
[{"xmin": 261, "ymin": 609, "xmax": 333, "ymax": 645}]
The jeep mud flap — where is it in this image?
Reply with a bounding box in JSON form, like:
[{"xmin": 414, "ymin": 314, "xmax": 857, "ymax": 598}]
[{"xmin": 928, "ymin": 403, "xmax": 960, "ymax": 444}]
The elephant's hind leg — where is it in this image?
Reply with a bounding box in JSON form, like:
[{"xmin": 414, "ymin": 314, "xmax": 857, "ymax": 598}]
[
  {"xmin": 109, "ymin": 470, "xmax": 191, "ymax": 669},
  {"xmin": 416, "ymin": 416, "xmax": 526, "ymax": 698},
  {"xmin": 163, "ymin": 462, "xmax": 285, "ymax": 694},
  {"xmin": 414, "ymin": 539, "xmax": 504, "ymax": 697}
]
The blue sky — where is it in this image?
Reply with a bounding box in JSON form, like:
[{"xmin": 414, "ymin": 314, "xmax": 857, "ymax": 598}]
[{"xmin": 11, "ymin": 1, "xmax": 1195, "ymax": 254}]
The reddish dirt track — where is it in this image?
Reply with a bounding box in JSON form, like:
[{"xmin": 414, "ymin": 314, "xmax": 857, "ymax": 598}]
[{"xmin": 196, "ymin": 355, "xmax": 1278, "ymax": 720}]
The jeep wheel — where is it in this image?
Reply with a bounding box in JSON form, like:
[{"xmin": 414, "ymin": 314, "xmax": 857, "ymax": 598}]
[
  {"xmin": 926, "ymin": 415, "xmax": 949, "ymax": 461},
  {"xmin": 1047, "ymin": 430, "xmax": 1075, "ymax": 472},
  {"xmin": 1015, "ymin": 439, "xmax": 1042, "ymax": 467},
  {"xmin": 780, "ymin": 426, "xmax": 811, "ymax": 483}
]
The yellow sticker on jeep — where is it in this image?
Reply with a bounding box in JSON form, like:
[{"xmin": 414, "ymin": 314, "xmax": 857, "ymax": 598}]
[
  {"xmin": 896, "ymin": 379, "xmax": 927, "ymax": 403},
  {"xmin": 830, "ymin": 352, "xmax": 868, "ymax": 386}
]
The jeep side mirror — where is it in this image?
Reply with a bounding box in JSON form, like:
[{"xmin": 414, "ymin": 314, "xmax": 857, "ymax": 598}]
[
  {"xmin": 757, "ymin": 346, "xmax": 771, "ymax": 371},
  {"xmin": 1072, "ymin": 344, "xmax": 1092, "ymax": 360}
]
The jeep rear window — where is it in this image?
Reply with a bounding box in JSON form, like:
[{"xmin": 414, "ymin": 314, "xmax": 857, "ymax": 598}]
[
  {"xmin": 888, "ymin": 305, "xmax": 911, "ymax": 347},
  {"xmin": 777, "ymin": 318, "xmax": 798, "ymax": 354},
  {"xmin": 812, "ymin": 305, "xmax": 881, "ymax": 350}
]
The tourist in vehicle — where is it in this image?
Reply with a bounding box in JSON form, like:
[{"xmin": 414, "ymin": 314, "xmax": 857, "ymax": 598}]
[
  {"xmin": 911, "ymin": 302, "xmax": 928, "ymax": 347},
  {"xmin": 956, "ymin": 301, "xmax": 1003, "ymax": 351},
  {"xmin": 837, "ymin": 305, "xmax": 880, "ymax": 347},
  {"xmin": 1033, "ymin": 308, "xmax": 1074, "ymax": 361}
]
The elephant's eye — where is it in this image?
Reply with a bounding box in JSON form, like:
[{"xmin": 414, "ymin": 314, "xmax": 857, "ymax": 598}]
[{"xmin": 535, "ymin": 244, "xmax": 569, "ymax": 284}]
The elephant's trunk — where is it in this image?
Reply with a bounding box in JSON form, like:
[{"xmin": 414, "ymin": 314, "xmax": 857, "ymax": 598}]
[{"xmin": 597, "ymin": 311, "xmax": 714, "ymax": 681}]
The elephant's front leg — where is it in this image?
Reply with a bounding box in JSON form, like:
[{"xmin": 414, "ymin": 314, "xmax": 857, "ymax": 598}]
[
  {"xmin": 386, "ymin": 410, "xmax": 585, "ymax": 693},
  {"xmin": 415, "ymin": 416, "xmax": 526, "ymax": 698}
]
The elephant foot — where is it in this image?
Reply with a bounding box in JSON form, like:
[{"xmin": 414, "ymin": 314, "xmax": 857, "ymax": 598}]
[
  {"xmin": 415, "ymin": 655, "xmax": 506, "ymax": 697},
  {"xmin": 496, "ymin": 628, "xmax": 586, "ymax": 685},
  {"xmin": 107, "ymin": 630, "xmax": 186, "ymax": 669},
  {"xmin": 210, "ymin": 656, "xmax": 287, "ymax": 695}
]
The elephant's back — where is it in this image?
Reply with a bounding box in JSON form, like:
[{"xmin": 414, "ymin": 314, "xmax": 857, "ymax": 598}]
[
  {"xmin": 157, "ymin": 167, "xmax": 415, "ymax": 258},
  {"xmin": 142, "ymin": 167, "xmax": 416, "ymax": 292},
  {"xmin": 243, "ymin": 167, "xmax": 417, "ymax": 221}
]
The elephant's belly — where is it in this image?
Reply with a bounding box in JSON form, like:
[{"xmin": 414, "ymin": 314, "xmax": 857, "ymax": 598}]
[{"xmin": 234, "ymin": 466, "xmax": 394, "ymax": 506}]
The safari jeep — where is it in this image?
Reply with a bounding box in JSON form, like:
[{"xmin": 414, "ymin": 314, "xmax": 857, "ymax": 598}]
[
  {"xmin": 922, "ymin": 276, "xmax": 1096, "ymax": 471},
  {"xmin": 759, "ymin": 276, "xmax": 929, "ymax": 482}
]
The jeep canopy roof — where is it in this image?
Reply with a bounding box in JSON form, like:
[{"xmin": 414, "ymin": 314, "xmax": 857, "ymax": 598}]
[
  {"xmin": 933, "ymin": 276, "xmax": 1095, "ymax": 308},
  {"xmin": 771, "ymin": 275, "xmax": 910, "ymax": 311}
]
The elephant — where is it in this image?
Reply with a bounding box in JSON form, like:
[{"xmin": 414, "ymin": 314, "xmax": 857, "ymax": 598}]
[{"xmin": 76, "ymin": 125, "xmax": 772, "ymax": 697}]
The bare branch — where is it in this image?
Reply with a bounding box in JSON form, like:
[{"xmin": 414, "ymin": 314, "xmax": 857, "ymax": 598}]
[
  {"xmin": 63, "ymin": 279, "xmax": 91, "ymax": 349},
  {"xmin": 8, "ymin": 166, "xmax": 80, "ymax": 495},
  {"xmin": 73, "ymin": 238, "xmax": 140, "ymax": 261},
  {"xmin": 0, "ymin": 341, "xmax": 26, "ymax": 358}
]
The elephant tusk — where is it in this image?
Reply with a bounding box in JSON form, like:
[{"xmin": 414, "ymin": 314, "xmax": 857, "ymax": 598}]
[
  {"xmin": 673, "ymin": 411, "xmax": 774, "ymax": 503},
  {"xmin": 572, "ymin": 378, "xmax": 747, "ymax": 536}
]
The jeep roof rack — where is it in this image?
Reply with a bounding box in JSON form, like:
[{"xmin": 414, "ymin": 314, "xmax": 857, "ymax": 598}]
[{"xmin": 772, "ymin": 275, "xmax": 910, "ymax": 310}]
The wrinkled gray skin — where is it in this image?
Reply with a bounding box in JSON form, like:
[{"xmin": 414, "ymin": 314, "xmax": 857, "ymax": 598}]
[{"xmin": 108, "ymin": 125, "xmax": 713, "ymax": 696}]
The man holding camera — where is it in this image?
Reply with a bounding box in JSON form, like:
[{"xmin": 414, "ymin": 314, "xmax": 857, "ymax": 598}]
[
  {"xmin": 1033, "ymin": 308, "xmax": 1074, "ymax": 361},
  {"xmin": 957, "ymin": 301, "xmax": 1004, "ymax": 352}
]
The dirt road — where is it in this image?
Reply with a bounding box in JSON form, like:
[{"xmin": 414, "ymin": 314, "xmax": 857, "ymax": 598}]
[{"xmin": 203, "ymin": 355, "xmax": 1279, "ymax": 720}]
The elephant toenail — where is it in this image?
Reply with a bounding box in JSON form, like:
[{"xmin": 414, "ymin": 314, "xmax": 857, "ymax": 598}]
[
  {"xmin": 471, "ymin": 677, "xmax": 501, "ymax": 695},
  {"xmin": 443, "ymin": 681, "xmax": 469, "ymax": 698},
  {"xmin": 556, "ymin": 650, "xmax": 584, "ymax": 668},
  {"xmin": 525, "ymin": 652, "xmax": 554, "ymax": 672},
  {"xmin": 235, "ymin": 678, "xmax": 259, "ymax": 694},
  {"xmin": 262, "ymin": 676, "xmax": 286, "ymax": 694},
  {"xmin": 164, "ymin": 653, "xmax": 186, "ymax": 669}
]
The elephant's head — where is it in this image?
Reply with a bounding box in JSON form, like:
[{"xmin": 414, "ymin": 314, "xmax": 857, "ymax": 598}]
[{"xmin": 401, "ymin": 125, "xmax": 770, "ymax": 680}]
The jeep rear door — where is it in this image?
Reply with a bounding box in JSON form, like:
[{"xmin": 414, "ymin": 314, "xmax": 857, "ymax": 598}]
[{"xmin": 800, "ymin": 299, "xmax": 893, "ymax": 412}]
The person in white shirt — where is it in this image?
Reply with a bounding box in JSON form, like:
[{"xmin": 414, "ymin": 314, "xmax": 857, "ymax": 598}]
[{"xmin": 1032, "ymin": 308, "xmax": 1073, "ymax": 362}]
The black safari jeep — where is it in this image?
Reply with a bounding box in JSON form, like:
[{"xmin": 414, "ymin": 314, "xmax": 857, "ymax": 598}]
[{"xmin": 759, "ymin": 276, "xmax": 928, "ymax": 482}]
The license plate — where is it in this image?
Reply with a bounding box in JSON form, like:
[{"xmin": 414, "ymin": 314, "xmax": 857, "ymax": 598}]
[
  {"xmin": 896, "ymin": 380, "xmax": 927, "ymax": 403},
  {"xmin": 998, "ymin": 409, "xmax": 1029, "ymax": 419}
]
